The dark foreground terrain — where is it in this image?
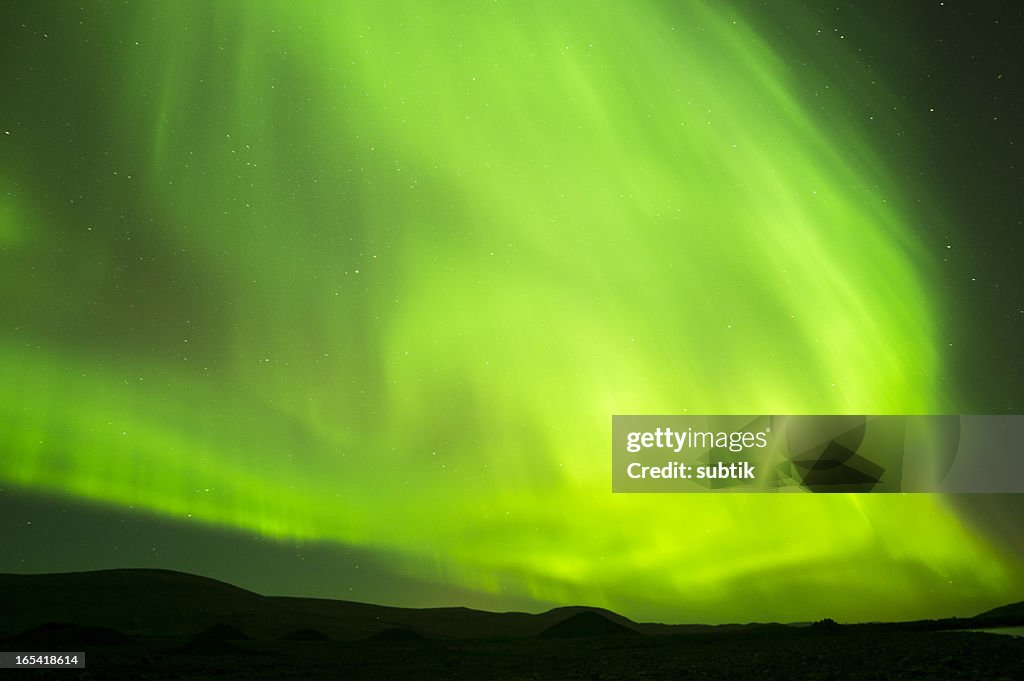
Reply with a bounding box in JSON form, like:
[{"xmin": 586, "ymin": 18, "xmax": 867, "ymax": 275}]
[
  {"xmin": 4, "ymin": 629, "xmax": 1023, "ymax": 681},
  {"xmin": 2, "ymin": 570, "xmax": 1023, "ymax": 679}
]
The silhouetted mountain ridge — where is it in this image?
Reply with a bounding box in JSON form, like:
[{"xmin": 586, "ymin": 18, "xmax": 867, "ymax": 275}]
[
  {"xmin": 976, "ymin": 600, "xmax": 1024, "ymax": 620},
  {"xmin": 0, "ymin": 569, "xmax": 648, "ymax": 641},
  {"xmin": 1, "ymin": 569, "xmax": 1022, "ymax": 642},
  {"xmin": 538, "ymin": 611, "xmax": 640, "ymax": 638}
]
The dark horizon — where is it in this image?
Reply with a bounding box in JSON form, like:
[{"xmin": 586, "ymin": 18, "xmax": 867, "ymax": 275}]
[{"xmin": 3, "ymin": 566, "xmax": 1023, "ymax": 637}]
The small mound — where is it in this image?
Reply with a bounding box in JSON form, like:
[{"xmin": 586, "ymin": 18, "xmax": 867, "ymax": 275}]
[
  {"xmin": 12, "ymin": 622, "xmax": 132, "ymax": 646},
  {"xmin": 807, "ymin": 618, "xmax": 847, "ymax": 635},
  {"xmin": 538, "ymin": 611, "xmax": 640, "ymax": 639},
  {"xmin": 367, "ymin": 627, "xmax": 427, "ymax": 642},
  {"xmin": 280, "ymin": 627, "xmax": 331, "ymax": 641},
  {"xmin": 190, "ymin": 623, "xmax": 252, "ymax": 641}
]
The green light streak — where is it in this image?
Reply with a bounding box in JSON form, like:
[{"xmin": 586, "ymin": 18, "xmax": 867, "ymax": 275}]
[{"xmin": 1, "ymin": 1, "xmax": 1020, "ymax": 623}]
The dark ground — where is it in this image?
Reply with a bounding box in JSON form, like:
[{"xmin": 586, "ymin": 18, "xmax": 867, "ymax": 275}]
[
  {"xmin": 4, "ymin": 630, "xmax": 1023, "ymax": 681},
  {"xmin": 3, "ymin": 571, "xmax": 1023, "ymax": 679}
]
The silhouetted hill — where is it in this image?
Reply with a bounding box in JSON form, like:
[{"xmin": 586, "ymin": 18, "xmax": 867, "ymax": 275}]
[
  {"xmin": 2, "ymin": 568, "xmax": 1021, "ymax": 647},
  {"xmin": 0, "ymin": 569, "xmax": 267, "ymax": 638},
  {"xmin": 537, "ymin": 611, "xmax": 640, "ymax": 638},
  {"xmin": 280, "ymin": 627, "xmax": 331, "ymax": 641},
  {"xmin": 976, "ymin": 601, "xmax": 1024, "ymax": 620},
  {"xmin": 0, "ymin": 569, "xmax": 648, "ymax": 641},
  {"xmin": 11, "ymin": 622, "xmax": 132, "ymax": 647}
]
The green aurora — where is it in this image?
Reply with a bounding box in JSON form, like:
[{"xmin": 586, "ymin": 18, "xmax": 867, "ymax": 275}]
[{"xmin": 1, "ymin": 1, "xmax": 1021, "ymax": 623}]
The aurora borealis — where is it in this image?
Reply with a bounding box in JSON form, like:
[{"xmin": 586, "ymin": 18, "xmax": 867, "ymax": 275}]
[{"xmin": 1, "ymin": 1, "xmax": 1022, "ymax": 624}]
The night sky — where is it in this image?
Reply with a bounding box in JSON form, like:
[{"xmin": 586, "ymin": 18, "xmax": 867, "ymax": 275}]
[{"xmin": 1, "ymin": 1, "xmax": 1022, "ymax": 625}]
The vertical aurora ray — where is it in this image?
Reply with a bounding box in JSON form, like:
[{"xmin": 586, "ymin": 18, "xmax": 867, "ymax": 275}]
[{"xmin": 1, "ymin": 1, "xmax": 1020, "ymax": 623}]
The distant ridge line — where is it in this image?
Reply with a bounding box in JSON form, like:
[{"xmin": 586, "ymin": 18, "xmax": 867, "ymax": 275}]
[{"xmin": 1, "ymin": 569, "xmax": 1021, "ymax": 642}]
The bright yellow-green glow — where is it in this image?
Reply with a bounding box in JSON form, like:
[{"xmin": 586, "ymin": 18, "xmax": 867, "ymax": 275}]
[{"xmin": 1, "ymin": 1, "xmax": 1020, "ymax": 623}]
